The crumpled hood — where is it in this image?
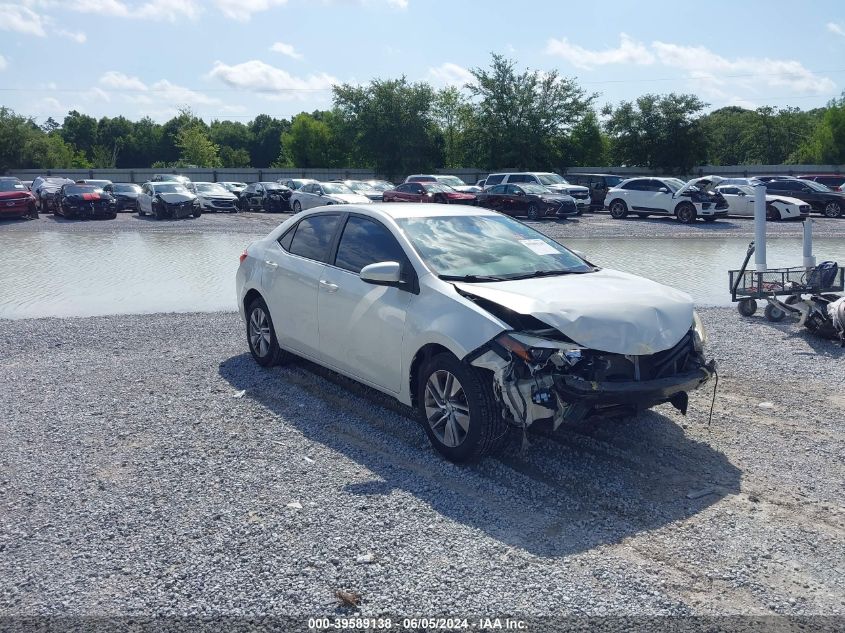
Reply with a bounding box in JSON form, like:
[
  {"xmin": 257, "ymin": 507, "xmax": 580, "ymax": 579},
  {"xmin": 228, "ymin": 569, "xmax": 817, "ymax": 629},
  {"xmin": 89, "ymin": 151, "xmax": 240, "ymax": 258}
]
[
  {"xmin": 157, "ymin": 193, "xmax": 195, "ymax": 204},
  {"xmin": 454, "ymin": 268, "xmax": 694, "ymax": 355},
  {"xmin": 330, "ymin": 193, "xmax": 373, "ymax": 204}
]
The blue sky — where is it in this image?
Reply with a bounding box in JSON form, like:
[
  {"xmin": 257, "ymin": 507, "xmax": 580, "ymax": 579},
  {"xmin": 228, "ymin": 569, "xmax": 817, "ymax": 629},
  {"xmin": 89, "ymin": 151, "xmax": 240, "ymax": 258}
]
[{"xmin": 2, "ymin": 0, "xmax": 844, "ymax": 124}]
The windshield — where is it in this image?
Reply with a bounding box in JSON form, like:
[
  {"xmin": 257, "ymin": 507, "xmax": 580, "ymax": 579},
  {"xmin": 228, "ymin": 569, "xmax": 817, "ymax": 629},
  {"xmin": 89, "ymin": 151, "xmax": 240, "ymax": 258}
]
[
  {"xmin": 367, "ymin": 181, "xmax": 394, "ymax": 191},
  {"xmin": 422, "ymin": 183, "xmax": 454, "ymax": 193},
  {"xmin": 802, "ymin": 180, "xmax": 832, "ymax": 192},
  {"xmin": 347, "ymin": 181, "xmax": 376, "ymax": 193},
  {"xmin": 113, "ymin": 184, "xmax": 141, "ymax": 193},
  {"xmin": 396, "ymin": 214, "xmax": 592, "ymax": 280},
  {"xmin": 83, "ymin": 181, "xmax": 111, "ymax": 187},
  {"xmin": 322, "ymin": 183, "xmax": 354, "ymax": 194},
  {"xmin": 664, "ymin": 178, "xmax": 687, "ymax": 192},
  {"xmin": 735, "ymin": 185, "xmax": 755, "ymax": 195},
  {"xmin": 436, "ymin": 175, "xmax": 467, "ymax": 187},
  {"xmin": 537, "ymin": 173, "xmax": 566, "ymax": 185},
  {"xmin": 261, "ymin": 183, "xmax": 287, "ymax": 191},
  {"xmin": 605, "ymin": 176, "xmax": 623, "ymax": 187},
  {"xmin": 196, "ymin": 183, "xmax": 229, "ymax": 194},
  {"xmin": 521, "ymin": 184, "xmax": 550, "ymax": 194},
  {"xmin": 64, "ymin": 185, "xmax": 101, "ymax": 195},
  {"xmin": 155, "ymin": 184, "xmax": 189, "ymax": 194},
  {"xmin": 0, "ymin": 181, "xmax": 27, "ymax": 192}
]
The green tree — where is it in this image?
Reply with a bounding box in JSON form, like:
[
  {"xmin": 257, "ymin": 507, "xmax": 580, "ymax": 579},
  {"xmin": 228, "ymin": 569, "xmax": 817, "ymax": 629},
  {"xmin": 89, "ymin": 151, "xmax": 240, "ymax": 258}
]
[
  {"xmin": 60, "ymin": 110, "xmax": 99, "ymax": 159},
  {"xmin": 465, "ymin": 54, "xmax": 595, "ymax": 170},
  {"xmin": 0, "ymin": 107, "xmax": 40, "ymax": 171},
  {"xmin": 249, "ymin": 114, "xmax": 288, "ymax": 168},
  {"xmin": 563, "ymin": 111, "xmax": 607, "ymax": 166},
  {"xmin": 793, "ymin": 94, "xmax": 845, "ymax": 164},
  {"xmin": 333, "ymin": 77, "xmax": 442, "ymax": 179},
  {"xmin": 21, "ymin": 133, "xmax": 90, "ymax": 169},
  {"xmin": 282, "ymin": 113, "xmax": 335, "ymax": 167},
  {"xmin": 176, "ymin": 124, "xmax": 221, "ymax": 167},
  {"xmin": 432, "ymin": 87, "xmax": 474, "ymax": 168},
  {"xmin": 603, "ymin": 93, "xmax": 708, "ymax": 173}
]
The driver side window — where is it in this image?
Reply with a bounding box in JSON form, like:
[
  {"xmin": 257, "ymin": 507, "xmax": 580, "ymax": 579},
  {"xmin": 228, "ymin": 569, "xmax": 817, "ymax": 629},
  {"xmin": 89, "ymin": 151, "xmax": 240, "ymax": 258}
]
[{"xmin": 334, "ymin": 216, "xmax": 407, "ymax": 274}]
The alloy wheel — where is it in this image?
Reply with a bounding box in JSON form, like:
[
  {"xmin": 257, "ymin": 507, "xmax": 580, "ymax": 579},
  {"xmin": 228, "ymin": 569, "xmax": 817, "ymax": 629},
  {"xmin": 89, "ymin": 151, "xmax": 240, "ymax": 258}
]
[
  {"xmin": 249, "ymin": 307, "xmax": 272, "ymax": 358},
  {"xmin": 824, "ymin": 202, "xmax": 842, "ymax": 218},
  {"xmin": 424, "ymin": 370, "xmax": 470, "ymax": 448}
]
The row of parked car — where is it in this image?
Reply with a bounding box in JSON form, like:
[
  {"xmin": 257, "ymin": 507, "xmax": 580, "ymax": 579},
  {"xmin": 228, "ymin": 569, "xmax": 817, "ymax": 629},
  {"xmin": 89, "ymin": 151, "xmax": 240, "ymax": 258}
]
[{"xmin": 4, "ymin": 171, "xmax": 844, "ymax": 223}]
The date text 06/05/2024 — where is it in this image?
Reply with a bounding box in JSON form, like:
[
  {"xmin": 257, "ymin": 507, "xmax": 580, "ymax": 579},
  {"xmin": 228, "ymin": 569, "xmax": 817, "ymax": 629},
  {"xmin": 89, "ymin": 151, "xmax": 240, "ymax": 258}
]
[{"xmin": 307, "ymin": 617, "xmax": 528, "ymax": 630}]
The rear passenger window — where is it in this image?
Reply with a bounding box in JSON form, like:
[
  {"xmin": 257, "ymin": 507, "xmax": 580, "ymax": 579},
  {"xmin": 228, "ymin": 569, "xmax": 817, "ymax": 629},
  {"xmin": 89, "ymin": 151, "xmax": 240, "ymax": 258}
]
[
  {"xmin": 621, "ymin": 180, "xmax": 644, "ymax": 191},
  {"xmin": 289, "ymin": 215, "xmax": 340, "ymax": 262},
  {"xmin": 508, "ymin": 175, "xmax": 530, "ymax": 183},
  {"xmin": 335, "ymin": 216, "xmax": 406, "ymax": 274},
  {"xmin": 278, "ymin": 227, "xmax": 295, "ymax": 251},
  {"xmin": 485, "ymin": 175, "xmax": 505, "ymax": 186}
]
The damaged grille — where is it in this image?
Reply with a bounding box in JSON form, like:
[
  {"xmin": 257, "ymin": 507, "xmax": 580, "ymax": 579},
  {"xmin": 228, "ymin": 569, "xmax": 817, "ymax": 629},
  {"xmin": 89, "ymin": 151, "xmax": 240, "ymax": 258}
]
[{"xmin": 571, "ymin": 333, "xmax": 696, "ymax": 383}]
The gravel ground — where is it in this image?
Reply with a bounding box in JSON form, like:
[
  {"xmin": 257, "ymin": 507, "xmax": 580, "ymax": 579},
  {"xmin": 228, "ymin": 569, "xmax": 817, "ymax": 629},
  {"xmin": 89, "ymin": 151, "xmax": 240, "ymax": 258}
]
[
  {"xmin": 2, "ymin": 208, "xmax": 844, "ymax": 240},
  {"xmin": 1, "ymin": 309, "xmax": 843, "ymax": 619}
]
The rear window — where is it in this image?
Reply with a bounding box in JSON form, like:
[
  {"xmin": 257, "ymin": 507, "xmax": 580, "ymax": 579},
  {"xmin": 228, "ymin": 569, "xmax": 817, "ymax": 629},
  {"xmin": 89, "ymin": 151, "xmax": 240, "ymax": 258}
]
[
  {"xmin": 288, "ymin": 215, "xmax": 340, "ymax": 263},
  {"xmin": 485, "ymin": 174, "xmax": 505, "ymax": 186},
  {"xmin": 0, "ymin": 181, "xmax": 26, "ymax": 192}
]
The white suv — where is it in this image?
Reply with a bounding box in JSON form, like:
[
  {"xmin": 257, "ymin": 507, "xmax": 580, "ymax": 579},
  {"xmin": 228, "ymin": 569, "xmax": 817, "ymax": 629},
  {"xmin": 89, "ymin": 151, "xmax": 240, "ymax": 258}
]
[
  {"xmin": 605, "ymin": 177, "xmax": 729, "ymax": 224},
  {"xmin": 483, "ymin": 172, "xmax": 591, "ymax": 213}
]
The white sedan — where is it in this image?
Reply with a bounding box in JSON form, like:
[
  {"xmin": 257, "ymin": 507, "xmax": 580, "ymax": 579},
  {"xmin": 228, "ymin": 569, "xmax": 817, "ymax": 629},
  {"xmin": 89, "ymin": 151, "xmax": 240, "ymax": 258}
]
[
  {"xmin": 289, "ymin": 181, "xmax": 372, "ymax": 213},
  {"xmin": 714, "ymin": 184, "xmax": 810, "ymax": 220},
  {"xmin": 191, "ymin": 182, "xmax": 239, "ymax": 213},
  {"xmin": 236, "ymin": 204, "xmax": 714, "ymax": 462}
]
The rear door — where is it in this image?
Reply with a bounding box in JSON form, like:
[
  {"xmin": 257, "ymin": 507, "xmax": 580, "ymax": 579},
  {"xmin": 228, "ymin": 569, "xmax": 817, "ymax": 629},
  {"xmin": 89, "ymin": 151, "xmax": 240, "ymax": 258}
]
[
  {"xmin": 138, "ymin": 183, "xmax": 153, "ymax": 214},
  {"xmin": 317, "ymin": 214, "xmax": 413, "ymax": 392},
  {"xmin": 262, "ymin": 213, "xmax": 342, "ymax": 359}
]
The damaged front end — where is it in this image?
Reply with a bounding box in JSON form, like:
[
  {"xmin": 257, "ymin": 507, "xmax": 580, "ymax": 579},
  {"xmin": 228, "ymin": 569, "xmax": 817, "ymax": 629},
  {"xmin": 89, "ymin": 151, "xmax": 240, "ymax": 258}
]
[{"xmin": 467, "ymin": 320, "xmax": 715, "ymax": 432}]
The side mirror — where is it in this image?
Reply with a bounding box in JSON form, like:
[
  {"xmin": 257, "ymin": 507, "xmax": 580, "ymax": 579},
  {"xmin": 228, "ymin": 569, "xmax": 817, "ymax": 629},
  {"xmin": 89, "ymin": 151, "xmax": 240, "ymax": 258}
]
[
  {"xmin": 738, "ymin": 191, "xmax": 746, "ymax": 196},
  {"xmin": 360, "ymin": 261, "xmax": 401, "ymax": 286},
  {"xmin": 659, "ymin": 187, "xmax": 669, "ymax": 193},
  {"xmin": 515, "ymin": 190, "xmax": 525, "ymax": 196}
]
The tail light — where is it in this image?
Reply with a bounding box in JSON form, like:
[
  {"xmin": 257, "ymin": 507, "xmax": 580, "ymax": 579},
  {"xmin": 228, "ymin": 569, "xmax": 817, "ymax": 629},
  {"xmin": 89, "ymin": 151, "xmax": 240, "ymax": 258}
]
[{"xmin": 239, "ymin": 250, "xmax": 248, "ymax": 263}]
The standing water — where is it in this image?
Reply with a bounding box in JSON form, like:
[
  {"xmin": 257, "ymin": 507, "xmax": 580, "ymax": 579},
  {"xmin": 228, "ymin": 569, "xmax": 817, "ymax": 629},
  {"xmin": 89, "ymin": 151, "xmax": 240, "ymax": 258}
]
[{"xmin": 1, "ymin": 231, "xmax": 844, "ymax": 319}]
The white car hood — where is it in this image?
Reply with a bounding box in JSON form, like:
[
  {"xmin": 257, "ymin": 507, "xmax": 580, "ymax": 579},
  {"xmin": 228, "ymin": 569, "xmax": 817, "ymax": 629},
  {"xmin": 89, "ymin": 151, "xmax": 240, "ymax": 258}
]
[
  {"xmin": 767, "ymin": 195, "xmax": 804, "ymax": 206},
  {"xmin": 454, "ymin": 268, "xmax": 694, "ymax": 355},
  {"xmin": 330, "ymin": 193, "xmax": 373, "ymax": 204}
]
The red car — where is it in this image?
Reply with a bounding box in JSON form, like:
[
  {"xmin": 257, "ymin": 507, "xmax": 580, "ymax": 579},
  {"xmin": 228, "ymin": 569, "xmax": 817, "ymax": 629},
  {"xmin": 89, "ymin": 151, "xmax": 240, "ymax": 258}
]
[
  {"xmin": 0, "ymin": 178, "xmax": 38, "ymax": 220},
  {"xmin": 382, "ymin": 182, "xmax": 476, "ymax": 204}
]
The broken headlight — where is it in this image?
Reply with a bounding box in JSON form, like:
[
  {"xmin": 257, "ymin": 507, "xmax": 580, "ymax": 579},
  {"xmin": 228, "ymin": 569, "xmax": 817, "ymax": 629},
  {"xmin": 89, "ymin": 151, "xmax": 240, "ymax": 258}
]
[
  {"xmin": 692, "ymin": 310, "xmax": 707, "ymax": 352},
  {"xmin": 494, "ymin": 332, "xmax": 582, "ymax": 366}
]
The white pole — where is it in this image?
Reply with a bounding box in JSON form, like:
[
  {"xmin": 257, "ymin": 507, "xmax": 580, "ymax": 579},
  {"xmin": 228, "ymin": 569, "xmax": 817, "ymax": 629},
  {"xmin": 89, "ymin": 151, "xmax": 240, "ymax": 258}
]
[
  {"xmin": 803, "ymin": 218, "xmax": 816, "ymax": 269},
  {"xmin": 754, "ymin": 183, "xmax": 767, "ymax": 271}
]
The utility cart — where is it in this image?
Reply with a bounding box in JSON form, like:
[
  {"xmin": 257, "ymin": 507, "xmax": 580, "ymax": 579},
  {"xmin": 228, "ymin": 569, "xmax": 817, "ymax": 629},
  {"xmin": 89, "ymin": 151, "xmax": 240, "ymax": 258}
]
[{"xmin": 729, "ymin": 241, "xmax": 844, "ymax": 322}]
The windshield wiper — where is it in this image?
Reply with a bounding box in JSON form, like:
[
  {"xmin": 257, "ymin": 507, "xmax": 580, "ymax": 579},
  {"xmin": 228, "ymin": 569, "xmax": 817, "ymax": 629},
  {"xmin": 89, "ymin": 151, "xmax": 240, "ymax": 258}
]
[
  {"xmin": 503, "ymin": 269, "xmax": 590, "ymax": 280},
  {"xmin": 438, "ymin": 274, "xmax": 511, "ymax": 283}
]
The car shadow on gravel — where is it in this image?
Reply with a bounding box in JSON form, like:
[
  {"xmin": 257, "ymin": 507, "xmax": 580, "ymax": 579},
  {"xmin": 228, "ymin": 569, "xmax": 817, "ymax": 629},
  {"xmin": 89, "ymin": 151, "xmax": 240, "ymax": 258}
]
[
  {"xmin": 219, "ymin": 353, "xmax": 741, "ymax": 558},
  {"xmin": 620, "ymin": 216, "xmax": 743, "ymax": 230}
]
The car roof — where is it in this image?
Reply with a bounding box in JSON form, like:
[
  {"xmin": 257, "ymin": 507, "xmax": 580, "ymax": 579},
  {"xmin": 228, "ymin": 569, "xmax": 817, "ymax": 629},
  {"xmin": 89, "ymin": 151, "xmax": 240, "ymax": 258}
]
[{"xmin": 303, "ymin": 202, "xmax": 498, "ymax": 221}]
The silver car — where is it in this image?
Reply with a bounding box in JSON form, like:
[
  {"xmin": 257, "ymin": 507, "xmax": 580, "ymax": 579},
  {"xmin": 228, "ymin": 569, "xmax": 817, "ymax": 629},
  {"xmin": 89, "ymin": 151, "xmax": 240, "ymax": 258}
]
[
  {"xmin": 236, "ymin": 204, "xmax": 713, "ymax": 462},
  {"xmin": 289, "ymin": 181, "xmax": 373, "ymax": 214}
]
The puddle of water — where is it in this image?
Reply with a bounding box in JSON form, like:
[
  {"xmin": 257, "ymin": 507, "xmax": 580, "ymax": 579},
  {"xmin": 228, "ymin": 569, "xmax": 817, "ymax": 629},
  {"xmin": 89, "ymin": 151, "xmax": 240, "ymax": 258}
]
[{"xmin": 1, "ymin": 232, "xmax": 843, "ymax": 319}]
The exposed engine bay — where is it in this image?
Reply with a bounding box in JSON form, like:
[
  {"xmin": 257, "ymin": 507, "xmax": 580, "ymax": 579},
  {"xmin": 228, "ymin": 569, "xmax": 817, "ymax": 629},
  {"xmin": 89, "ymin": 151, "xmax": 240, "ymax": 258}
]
[{"xmin": 461, "ymin": 291, "xmax": 715, "ymax": 430}]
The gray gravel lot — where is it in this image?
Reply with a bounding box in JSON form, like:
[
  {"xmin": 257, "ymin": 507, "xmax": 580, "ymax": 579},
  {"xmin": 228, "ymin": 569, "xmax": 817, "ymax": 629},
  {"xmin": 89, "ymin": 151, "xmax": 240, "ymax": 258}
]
[
  {"xmin": 2, "ymin": 209, "xmax": 844, "ymax": 240},
  {"xmin": 1, "ymin": 309, "xmax": 843, "ymax": 618}
]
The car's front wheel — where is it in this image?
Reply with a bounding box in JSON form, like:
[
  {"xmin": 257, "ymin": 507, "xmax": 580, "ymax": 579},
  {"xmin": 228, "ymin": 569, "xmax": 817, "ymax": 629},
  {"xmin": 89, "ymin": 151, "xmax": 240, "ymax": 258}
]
[
  {"xmin": 766, "ymin": 204, "xmax": 780, "ymax": 221},
  {"xmin": 608, "ymin": 199, "xmax": 628, "ymax": 219},
  {"xmin": 292, "ymin": 200, "xmax": 302, "ymax": 214},
  {"xmin": 526, "ymin": 203, "xmax": 541, "ymax": 220},
  {"xmin": 823, "ymin": 201, "xmax": 842, "ymax": 218},
  {"xmin": 418, "ymin": 353, "xmax": 509, "ymax": 463},
  {"xmin": 246, "ymin": 297, "xmax": 287, "ymax": 367},
  {"xmin": 675, "ymin": 202, "xmax": 697, "ymax": 224}
]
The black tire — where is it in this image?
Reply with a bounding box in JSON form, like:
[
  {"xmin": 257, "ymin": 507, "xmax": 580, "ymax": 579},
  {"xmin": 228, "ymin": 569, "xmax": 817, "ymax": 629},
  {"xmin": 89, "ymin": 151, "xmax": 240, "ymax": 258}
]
[
  {"xmin": 192, "ymin": 208, "xmax": 202, "ymax": 218},
  {"xmin": 292, "ymin": 200, "xmax": 302, "ymax": 214},
  {"xmin": 246, "ymin": 296, "xmax": 288, "ymax": 367},
  {"xmin": 766, "ymin": 204, "xmax": 780, "ymax": 221},
  {"xmin": 107, "ymin": 213, "xmax": 117, "ymax": 220},
  {"xmin": 608, "ymin": 199, "xmax": 628, "ymax": 219},
  {"xmin": 417, "ymin": 352, "xmax": 509, "ymax": 463},
  {"xmin": 28, "ymin": 206, "xmax": 39, "ymax": 220},
  {"xmin": 526, "ymin": 203, "xmax": 541, "ymax": 220},
  {"xmin": 675, "ymin": 203, "xmax": 697, "ymax": 224},
  {"xmin": 737, "ymin": 298, "xmax": 757, "ymax": 317},
  {"xmin": 764, "ymin": 302, "xmax": 787, "ymax": 322},
  {"xmin": 240, "ymin": 198, "xmax": 250, "ymax": 212},
  {"xmin": 823, "ymin": 201, "xmax": 842, "ymax": 218},
  {"xmin": 153, "ymin": 204, "xmax": 163, "ymax": 220}
]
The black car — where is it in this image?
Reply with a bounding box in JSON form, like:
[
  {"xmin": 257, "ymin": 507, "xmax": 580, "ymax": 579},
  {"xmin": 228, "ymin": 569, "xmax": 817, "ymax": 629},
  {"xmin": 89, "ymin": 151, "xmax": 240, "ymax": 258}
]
[
  {"xmin": 240, "ymin": 182, "xmax": 292, "ymax": 212},
  {"xmin": 55, "ymin": 184, "xmax": 117, "ymax": 220},
  {"xmin": 103, "ymin": 183, "xmax": 142, "ymax": 212},
  {"xmin": 761, "ymin": 178, "xmax": 845, "ymax": 218},
  {"xmin": 32, "ymin": 176, "xmax": 74, "ymax": 212},
  {"xmin": 799, "ymin": 174, "xmax": 845, "ymax": 192},
  {"xmin": 565, "ymin": 173, "xmax": 625, "ymax": 209},
  {"xmin": 476, "ymin": 183, "xmax": 578, "ymax": 219}
]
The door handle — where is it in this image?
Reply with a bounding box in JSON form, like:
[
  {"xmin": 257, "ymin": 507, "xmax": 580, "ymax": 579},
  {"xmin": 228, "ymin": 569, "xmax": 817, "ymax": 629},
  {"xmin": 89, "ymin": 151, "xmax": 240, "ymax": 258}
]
[
  {"xmin": 319, "ymin": 279, "xmax": 339, "ymax": 292},
  {"xmin": 264, "ymin": 260, "xmax": 278, "ymax": 268}
]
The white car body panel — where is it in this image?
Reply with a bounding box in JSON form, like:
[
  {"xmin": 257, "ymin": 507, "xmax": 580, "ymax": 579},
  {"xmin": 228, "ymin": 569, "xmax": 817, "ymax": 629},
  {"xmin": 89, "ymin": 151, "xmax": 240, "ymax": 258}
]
[{"xmin": 715, "ymin": 185, "xmax": 805, "ymax": 219}]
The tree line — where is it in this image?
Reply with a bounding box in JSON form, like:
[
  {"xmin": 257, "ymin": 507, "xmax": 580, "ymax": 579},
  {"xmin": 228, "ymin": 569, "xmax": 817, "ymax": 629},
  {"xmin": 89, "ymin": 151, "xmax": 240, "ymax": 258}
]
[{"xmin": 2, "ymin": 55, "xmax": 844, "ymax": 178}]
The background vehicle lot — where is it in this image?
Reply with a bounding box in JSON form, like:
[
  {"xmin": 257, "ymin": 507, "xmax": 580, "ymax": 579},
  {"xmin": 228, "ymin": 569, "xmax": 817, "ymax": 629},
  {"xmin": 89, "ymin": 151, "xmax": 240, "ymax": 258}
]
[{"xmin": 1, "ymin": 309, "xmax": 843, "ymax": 615}]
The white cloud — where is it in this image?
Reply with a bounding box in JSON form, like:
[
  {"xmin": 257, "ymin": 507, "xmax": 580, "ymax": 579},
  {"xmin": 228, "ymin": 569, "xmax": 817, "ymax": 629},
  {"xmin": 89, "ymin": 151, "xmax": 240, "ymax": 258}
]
[
  {"xmin": 0, "ymin": 55, "xmax": 7, "ymax": 71},
  {"xmin": 0, "ymin": 4, "xmax": 46, "ymax": 36},
  {"xmin": 56, "ymin": 29, "xmax": 87, "ymax": 43},
  {"xmin": 827, "ymin": 22, "xmax": 845, "ymax": 37},
  {"xmin": 100, "ymin": 71, "xmax": 148, "ymax": 91},
  {"xmin": 207, "ymin": 59, "xmax": 337, "ymax": 99},
  {"xmin": 34, "ymin": 0, "xmax": 202, "ymax": 21},
  {"xmin": 546, "ymin": 33, "xmax": 654, "ymax": 69},
  {"xmin": 270, "ymin": 41, "xmax": 303, "ymax": 60},
  {"xmin": 215, "ymin": 0, "xmax": 288, "ymax": 20},
  {"xmin": 427, "ymin": 62, "xmax": 474, "ymax": 87},
  {"xmin": 98, "ymin": 71, "xmax": 219, "ymax": 106}
]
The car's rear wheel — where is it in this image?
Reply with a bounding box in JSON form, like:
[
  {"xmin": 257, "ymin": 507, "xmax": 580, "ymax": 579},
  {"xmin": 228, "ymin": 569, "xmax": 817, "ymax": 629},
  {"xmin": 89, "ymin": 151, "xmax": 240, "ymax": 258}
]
[
  {"xmin": 246, "ymin": 297, "xmax": 287, "ymax": 367},
  {"xmin": 609, "ymin": 199, "xmax": 628, "ymax": 219},
  {"xmin": 292, "ymin": 200, "xmax": 302, "ymax": 214},
  {"xmin": 192, "ymin": 207, "xmax": 202, "ymax": 218},
  {"xmin": 675, "ymin": 203, "xmax": 697, "ymax": 224},
  {"xmin": 418, "ymin": 353, "xmax": 509, "ymax": 463},
  {"xmin": 526, "ymin": 203, "xmax": 541, "ymax": 220},
  {"xmin": 823, "ymin": 201, "xmax": 842, "ymax": 218}
]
